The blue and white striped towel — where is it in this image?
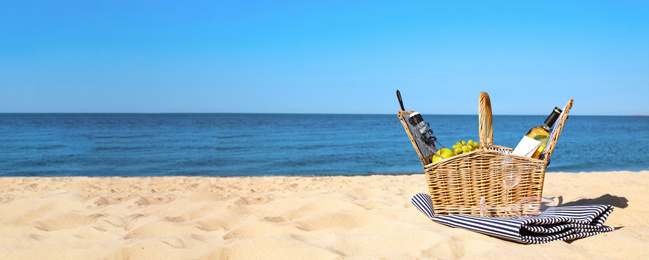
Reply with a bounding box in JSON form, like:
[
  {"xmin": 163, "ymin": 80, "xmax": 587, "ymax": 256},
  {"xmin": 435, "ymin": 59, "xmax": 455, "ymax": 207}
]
[{"xmin": 411, "ymin": 193, "xmax": 615, "ymax": 244}]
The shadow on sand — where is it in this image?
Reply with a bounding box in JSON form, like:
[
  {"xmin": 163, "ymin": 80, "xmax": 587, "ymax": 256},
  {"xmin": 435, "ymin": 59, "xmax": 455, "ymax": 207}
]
[{"xmin": 556, "ymin": 194, "xmax": 628, "ymax": 209}]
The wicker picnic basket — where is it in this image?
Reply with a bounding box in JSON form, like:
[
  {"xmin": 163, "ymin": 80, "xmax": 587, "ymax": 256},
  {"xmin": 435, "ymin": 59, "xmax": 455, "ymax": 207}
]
[{"xmin": 399, "ymin": 92, "xmax": 573, "ymax": 216}]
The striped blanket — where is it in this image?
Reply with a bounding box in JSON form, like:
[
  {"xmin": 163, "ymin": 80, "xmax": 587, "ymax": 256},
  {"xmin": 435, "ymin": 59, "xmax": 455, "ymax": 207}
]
[{"xmin": 411, "ymin": 193, "xmax": 615, "ymax": 244}]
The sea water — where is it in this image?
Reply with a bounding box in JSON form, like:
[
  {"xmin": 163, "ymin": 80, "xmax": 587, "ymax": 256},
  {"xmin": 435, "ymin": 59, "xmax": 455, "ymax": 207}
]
[{"xmin": 0, "ymin": 113, "xmax": 647, "ymax": 176}]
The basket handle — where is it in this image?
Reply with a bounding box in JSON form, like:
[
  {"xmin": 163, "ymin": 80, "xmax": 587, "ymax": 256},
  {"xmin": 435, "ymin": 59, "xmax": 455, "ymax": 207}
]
[
  {"xmin": 542, "ymin": 99, "xmax": 574, "ymax": 163},
  {"xmin": 478, "ymin": 92, "xmax": 493, "ymax": 148}
]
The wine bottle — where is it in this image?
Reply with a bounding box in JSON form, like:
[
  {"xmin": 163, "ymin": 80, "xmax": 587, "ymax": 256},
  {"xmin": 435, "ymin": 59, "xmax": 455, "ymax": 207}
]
[{"xmin": 512, "ymin": 107, "xmax": 562, "ymax": 158}]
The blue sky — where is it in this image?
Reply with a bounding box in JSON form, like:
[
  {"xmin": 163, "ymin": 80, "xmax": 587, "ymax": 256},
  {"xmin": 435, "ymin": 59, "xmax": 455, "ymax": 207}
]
[{"xmin": 1, "ymin": 1, "xmax": 648, "ymax": 115}]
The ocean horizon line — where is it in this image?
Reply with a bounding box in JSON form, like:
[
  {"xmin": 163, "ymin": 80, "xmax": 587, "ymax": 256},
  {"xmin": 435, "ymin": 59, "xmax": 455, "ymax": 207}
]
[{"xmin": 0, "ymin": 112, "xmax": 640, "ymax": 116}]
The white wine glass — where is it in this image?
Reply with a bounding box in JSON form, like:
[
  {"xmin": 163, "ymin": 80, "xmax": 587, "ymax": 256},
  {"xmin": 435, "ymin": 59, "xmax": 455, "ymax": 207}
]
[
  {"xmin": 513, "ymin": 196, "xmax": 541, "ymax": 219},
  {"xmin": 500, "ymin": 156, "xmax": 520, "ymax": 218}
]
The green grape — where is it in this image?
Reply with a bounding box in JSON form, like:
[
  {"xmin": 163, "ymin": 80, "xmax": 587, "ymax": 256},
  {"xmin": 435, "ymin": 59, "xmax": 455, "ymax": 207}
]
[
  {"xmin": 454, "ymin": 147, "xmax": 463, "ymax": 154},
  {"xmin": 462, "ymin": 146, "xmax": 471, "ymax": 153},
  {"xmin": 467, "ymin": 139, "xmax": 474, "ymax": 146},
  {"xmin": 472, "ymin": 142, "xmax": 479, "ymax": 148}
]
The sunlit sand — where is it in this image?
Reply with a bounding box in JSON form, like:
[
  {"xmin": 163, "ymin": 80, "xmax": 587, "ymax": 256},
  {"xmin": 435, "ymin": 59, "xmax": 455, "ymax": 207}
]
[{"xmin": 0, "ymin": 171, "xmax": 646, "ymax": 259}]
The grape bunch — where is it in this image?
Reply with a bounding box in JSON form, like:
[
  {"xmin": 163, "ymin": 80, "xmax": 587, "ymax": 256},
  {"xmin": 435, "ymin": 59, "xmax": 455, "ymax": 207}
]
[
  {"xmin": 452, "ymin": 139, "xmax": 479, "ymax": 155},
  {"xmin": 432, "ymin": 139, "xmax": 481, "ymax": 163}
]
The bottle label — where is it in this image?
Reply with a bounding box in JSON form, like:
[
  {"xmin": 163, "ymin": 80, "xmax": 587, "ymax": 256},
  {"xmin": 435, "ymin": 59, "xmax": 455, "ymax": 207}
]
[{"xmin": 512, "ymin": 136, "xmax": 542, "ymax": 157}]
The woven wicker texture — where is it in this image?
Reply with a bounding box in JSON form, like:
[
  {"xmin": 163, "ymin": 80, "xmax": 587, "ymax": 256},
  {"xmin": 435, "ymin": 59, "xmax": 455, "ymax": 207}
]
[{"xmin": 399, "ymin": 92, "xmax": 574, "ymax": 216}]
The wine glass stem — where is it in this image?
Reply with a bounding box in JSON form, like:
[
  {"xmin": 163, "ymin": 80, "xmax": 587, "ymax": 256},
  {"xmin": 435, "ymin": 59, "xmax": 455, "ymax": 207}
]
[{"xmin": 504, "ymin": 188, "xmax": 510, "ymax": 215}]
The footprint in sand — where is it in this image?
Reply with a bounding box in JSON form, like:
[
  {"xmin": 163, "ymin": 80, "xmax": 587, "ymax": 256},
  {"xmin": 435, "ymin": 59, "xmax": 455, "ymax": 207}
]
[
  {"xmin": 222, "ymin": 221, "xmax": 302, "ymax": 240},
  {"xmin": 34, "ymin": 212, "xmax": 105, "ymax": 231}
]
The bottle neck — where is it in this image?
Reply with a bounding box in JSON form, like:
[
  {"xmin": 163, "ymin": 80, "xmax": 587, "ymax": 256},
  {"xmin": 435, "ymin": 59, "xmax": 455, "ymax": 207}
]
[{"xmin": 542, "ymin": 107, "xmax": 562, "ymax": 130}]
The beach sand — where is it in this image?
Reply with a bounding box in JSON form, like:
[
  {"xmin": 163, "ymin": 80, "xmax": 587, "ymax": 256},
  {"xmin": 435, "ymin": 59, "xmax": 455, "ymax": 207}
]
[{"xmin": 0, "ymin": 171, "xmax": 646, "ymax": 259}]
